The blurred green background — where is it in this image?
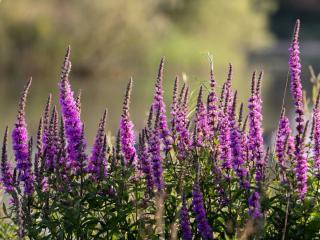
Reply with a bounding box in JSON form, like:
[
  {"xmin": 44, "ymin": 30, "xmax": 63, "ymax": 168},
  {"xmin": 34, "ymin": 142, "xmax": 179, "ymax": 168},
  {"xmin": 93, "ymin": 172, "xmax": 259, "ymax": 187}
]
[{"xmin": 0, "ymin": 0, "xmax": 319, "ymax": 144}]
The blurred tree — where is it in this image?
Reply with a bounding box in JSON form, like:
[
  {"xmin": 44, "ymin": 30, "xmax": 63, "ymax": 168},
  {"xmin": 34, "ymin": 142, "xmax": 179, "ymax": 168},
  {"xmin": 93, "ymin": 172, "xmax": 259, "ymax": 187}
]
[{"xmin": 0, "ymin": 0, "xmax": 273, "ymax": 140}]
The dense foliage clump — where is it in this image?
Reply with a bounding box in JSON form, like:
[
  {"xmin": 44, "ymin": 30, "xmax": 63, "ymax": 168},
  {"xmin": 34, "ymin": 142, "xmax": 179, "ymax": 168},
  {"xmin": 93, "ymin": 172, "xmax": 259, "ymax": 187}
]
[{"xmin": 1, "ymin": 20, "xmax": 320, "ymax": 239}]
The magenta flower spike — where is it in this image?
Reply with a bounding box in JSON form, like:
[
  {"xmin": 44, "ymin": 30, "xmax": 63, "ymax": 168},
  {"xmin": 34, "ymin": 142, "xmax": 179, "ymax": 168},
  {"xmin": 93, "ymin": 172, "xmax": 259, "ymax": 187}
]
[
  {"xmin": 207, "ymin": 60, "xmax": 218, "ymax": 135},
  {"xmin": 180, "ymin": 194, "xmax": 192, "ymax": 240},
  {"xmin": 289, "ymin": 19, "xmax": 307, "ymax": 199},
  {"xmin": 138, "ymin": 130, "xmax": 154, "ymax": 192},
  {"xmin": 176, "ymin": 87, "xmax": 191, "ymax": 158},
  {"xmin": 192, "ymin": 179, "xmax": 213, "ymax": 240},
  {"xmin": 193, "ymin": 86, "xmax": 209, "ymax": 147},
  {"xmin": 1, "ymin": 127, "xmax": 14, "ymax": 193},
  {"xmin": 275, "ymin": 108, "xmax": 292, "ymax": 182},
  {"xmin": 231, "ymin": 103, "xmax": 249, "ymax": 188},
  {"xmin": 171, "ymin": 76, "xmax": 179, "ymax": 140},
  {"xmin": 44, "ymin": 106, "xmax": 59, "ymax": 171},
  {"xmin": 42, "ymin": 94, "xmax": 52, "ymax": 150},
  {"xmin": 248, "ymin": 72, "xmax": 265, "ymax": 183},
  {"xmin": 87, "ymin": 110, "xmax": 107, "ymax": 180},
  {"xmin": 152, "ymin": 58, "xmax": 173, "ymax": 151},
  {"xmin": 248, "ymin": 191, "xmax": 262, "ymax": 218},
  {"xmin": 148, "ymin": 109, "xmax": 164, "ymax": 192},
  {"xmin": 120, "ymin": 78, "xmax": 137, "ymax": 166},
  {"xmin": 313, "ymin": 91, "xmax": 320, "ymax": 178},
  {"xmin": 12, "ymin": 78, "xmax": 34, "ymax": 195},
  {"xmin": 59, "ymin": 46, "xmax": 87, "ymax": 173}
]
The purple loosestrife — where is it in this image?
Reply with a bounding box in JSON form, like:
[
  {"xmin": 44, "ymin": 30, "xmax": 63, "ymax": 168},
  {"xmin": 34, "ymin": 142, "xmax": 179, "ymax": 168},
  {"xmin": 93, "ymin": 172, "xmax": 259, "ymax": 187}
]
[
  {"xmin": 119, "ymin": 78, "xmax": 137, "ymax": 166},
  {"xmin": 248, "ymin": 72, "xmax": 265, "ymax": 183},
  {"xmin": 1, "ymin": 127, "xmax": 14, "ymax": 193},
  {"xmin": 231, "ymin": 103, "xmax": 249, "ymax": 188},
  {"xmin": 57, "ymin": 118, "xmax": 69, "ymax": 182},
  {"xmin": 42, "ymin": 94, "xmax": 52, "ymax": 150},
  {"xmin": 171, "ymin": 76, "xmax": 179, "ymax": 140},
  {"xmin": 225, "ymin": 64, "xmax": 234, "ymax": 118},
  {"xmin": 218, "ymin": 89, "xmax": 232, "ymax": 175},
  {"xmin": 152, "ymin": 58, "xmax": 173, "ymax": 151},
  {"xmin": 44, "ymin": 106, "xmax": 59, "ymax": 171},
  {"xmin": 192, "ymin": 179, "xmax": 213, "ymax": 240},
  {"xmin": 176, "ymin": 87, "xmax": 191, "ymax": 158},
  {"xmin": 148, "ymin": 109, "xmax": 164, "ymax": 192},
  {"xmin": 34, "ymin": 118, "xmax": 43, "ymax": 186},
  {"xmin": 289, "ymin": 19, "xmax": 307, "ymax": 199},
  {"xmin": 138, "ymin": 130, "xmax": 154, "ymax": 192},
  {"xmin": 207, "ymin": 59, "xmax": 218, "ymax": 134},
  {"xmin": 59, "ymin": 46, "xmax": 87, "ymax": 173},
  {"xmin": 248, "ymin": 191, "xmax": 262, "ymax": 218},
  {"xmin": 12, "ymin": 78, "xmax": 34, "ymax": 196},
  {"xmin": 87, "ymin": 110, "xmax": 107, "ymax": 180},
  {"xmin": 193, "ymin": 86, "xmax": 209, "ymax": 147},
  {"xmin": 275, "ymin": 109, "xmax": 292, "ymax": 182},
  {"xmin": 313, "ymin": 92, "xmax": 320, "ymax": 178},
  {"xmin": 180, "ymin": 195, "xmax": 192, "ymax": 240}
]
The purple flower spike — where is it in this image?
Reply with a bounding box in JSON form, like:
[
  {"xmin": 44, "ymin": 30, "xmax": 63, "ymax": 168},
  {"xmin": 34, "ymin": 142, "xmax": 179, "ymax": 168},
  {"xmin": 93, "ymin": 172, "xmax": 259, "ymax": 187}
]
[
  {"xmin": 231, "ymin": 103, "xmax": 249, "ymax": 188},
  {"xmin": 88, "ymin": 110, "xmax": 107, "ymax": 180},
  {"xmin": 218, "ymin": 112, "xmax": 232, "ymax": 173},
  {"xmin": 192, "ymin": 180, "xmax": 213, "ymax": 240},
  {"xmin": 1, "ymin": 127, "xmax": 14, "ymax": 193},
  {"xmin": 248, "ymin": 72, "xmax": 265, "ymax": 183},
  {"xmin": 180, "ymin": 195, "xmax": 192, "ymax": 240},
  {"xmin": 138, "ymin": 130, "xmax": 154, "ymax": 192},
  {"xmin": 42, "ymin": 94, "xmax": 52, "ymax": 150},
  {"xmin": 313, "ymin": 91, "xmax": 320, "ymax": 178},
  {"xmin": 176, "ymin": 87, "xmax": 190, "ymax": 158},
  {"xmin": 152, "ymin": 58, "xmax": 173, "ymax": 151},
  {"xmin": 207, "ymin": 59, "xmax": 218, "ymax": 135},
  {"xmin": 248, "ymin": 191, "xmax": 262, "ymax": 218},
  {"xmin": 148, "ymin": 109, "xmax": 164, "ymax": 192},
  {"xmin": 275, "ymin": 108, "xmax": 292, "ymax": 182},
  {"xmin": 171, "ymin": 76, "xmax": 179, "ymax": 140},
  {"xmin": 59, "ymin": 46, "xmax": 87, "ymax": 173},
  {"xmin": 120, "ymin": 78, "xmax": 137, "ymax": 166},
  {"xmin": 289, "ymin": 19, "xmax": 307, "ymax": 199},
  {"xmin": 193, "ymin": 86, "xmax": 209, "ymax": 147},
  {"xmin": 12, "ymin": 78, "xmax": 34, "ymax": 196},
  {"xmin": 44, "ymin": 106, "xmax": 59, "ymax": 171}
]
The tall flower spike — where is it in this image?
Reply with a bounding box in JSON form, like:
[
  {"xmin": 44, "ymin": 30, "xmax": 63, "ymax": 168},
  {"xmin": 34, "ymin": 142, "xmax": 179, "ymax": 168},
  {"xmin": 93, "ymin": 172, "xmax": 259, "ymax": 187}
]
[
  {"xmin": 120, "ymin": 78, "xmax": 137, "ymax": 166},
  {"xmin": 289, "ymin": 19, "xmax": 307, "ymax": 198},
  {"xmin": 207, "ymin": 59, "xmax": 218, "ymax": 134},
  {"xmin": 231, "ymin": 102, "xmax": 249, "ymax": 189},
  {"xmin": 192, "ymin": 179, "xmax": 213, "ymax": 239},
  {"xmin": 152, "ymin": 58, "xmax": 173, "ymax": 151},
  {"xmin": 59, "ymin": 46, "xmax": 86, "ymax": 173},
  {"xmin": 218, "ymin": 99, "xmax": 232, "ymax": 175},
  {"xmin": 180, "ymin": 194, "xmax": 192, "ymax": 240},
  {"xmin": 44, "ymin": 106, "xmax": 59, "ymax": 171},
  {"xmin": 149, "ymin": 108, "xmax": 164, "ymax": 192},
  {"xmin": 42, "ymin": 94, "xmax": 52, "ymax": 149},
  {"xmin": 1, "ymin": 126, "xmax": 14, "ymax": 193},
  {"xmin": 171, "ymin": 76, "xmax": 179, "ymax": 138},
  {"xmin": 275, "ymin": 108, "xmax": 292, "ymax": 182},
  {"xmin": 313, "ymin": 90, "xmax": 320, "ymax": 178},
  {"xmin": 12, "ymin": 78, "xmax": 34, "ymax": 196},
  {"xmin": 138, "ymin": 130, "xmax": 154, "ymax": 192},
  {"xmin": 248, "ymin": 191, "xmax": 262, "ymax": 218},
  {"xmin": 176, "ymin": 86, "xmax": 190, "ymax": 158},
  {"xmin": 76, "ymin": 89, "xmax": 82, "ymax": 115},
  {"xmin": 193, "ymin": 86, "xmax": 209, "ymax": 147},
  {"xmin": 248, "ymin": 72, "xmax": 265, "ymax": 183},
  {"xmin": 88, "ymin": 109, "xmax": 107, "ymax": 180},
  {"xmin": 34, "ymin": 118, "xmax": 43, "ymax": 185}
]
